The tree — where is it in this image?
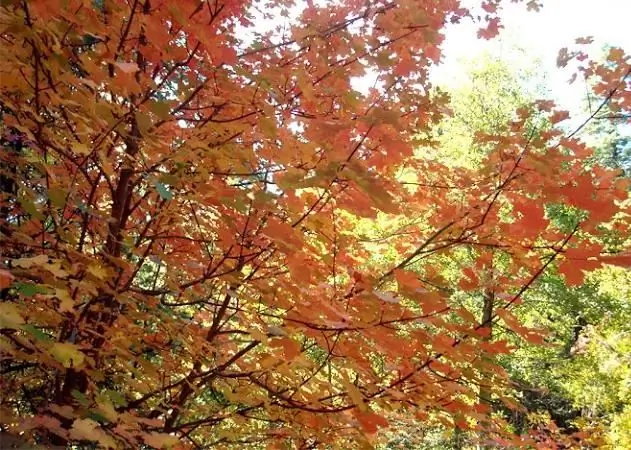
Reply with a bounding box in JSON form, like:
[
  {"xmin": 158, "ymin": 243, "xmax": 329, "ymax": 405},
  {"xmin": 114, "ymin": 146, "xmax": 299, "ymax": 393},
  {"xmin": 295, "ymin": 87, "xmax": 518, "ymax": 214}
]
[
  {"xmin": 429, "ymin": 51, "xmax": 546, "ymax": 168},
  {"xmin": 371, "ymin": 48, "xmax": 631, "ymax": 449},
  {"xmin": 0, "ymin": 0, "xmax": 629, "ymax": 449},
  {"xmin": 496, "ymin": 44, "xmax": 631, "ymax": 449}
]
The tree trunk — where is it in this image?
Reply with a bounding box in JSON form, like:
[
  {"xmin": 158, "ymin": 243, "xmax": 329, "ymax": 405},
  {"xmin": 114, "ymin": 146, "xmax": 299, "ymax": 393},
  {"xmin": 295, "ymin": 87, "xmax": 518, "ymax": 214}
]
[{"xmin": 477, "ymin": 290, "xmax": 495, "ymax": 450}]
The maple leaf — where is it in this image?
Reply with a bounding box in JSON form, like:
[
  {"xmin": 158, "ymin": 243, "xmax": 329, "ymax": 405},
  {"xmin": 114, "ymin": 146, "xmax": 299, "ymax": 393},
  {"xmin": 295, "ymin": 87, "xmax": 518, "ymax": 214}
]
[
  {"xmin": 0, "ymin": 303, "xmax": 24, "ymax": 329},
  {"xmin": 481, "ymin": 1, "xmax": 498, "ymax": 13},
  {"xmin": 550, "ymin": 110, "xmax": 570, "ymax": 124},
  {"xmin": 115, "ymin": 62, "xmax": 139, "ymax": 73},
  {"xmin": 72, "ymin": 143, "xmax": 90, "ymax": 155},
  {"xmin": 394, "ymin": 269, "xmax": 423, "ymax": 290},
  {"xmin": 49, "ymin": 343, "xmax": 85, "ymax": 369},
  {"xmin": 0, "ymin": 269, "xmax": 14, "ymax": 290},
  {"xmin": 143, "ymin": 432, "xmax": 180, "ymax": 449},
  {"xmin": 354, "ymin": 410, "xmax": 389, "ymax": 434},
  {"xmin": 477, "ymin": 17, "xmax": 502, "ymax": 40},
  {"xmin": 155, "ymin": 181, "xmax": 173, "ymax": 201},
  {"xmin": 55, "ymin": 288, "xmax": 75, "ymax": 312},
  {"xmin": 373, "ymin": 290, "xmax": 400, "ymax": 303},
  {"xmin": 599, "ymin": 251, "xmax": 631, "ymax": 268},
  {"xmin": 607, "ymin": 47, "xmax": 626, "ymax": 63},
  {"xmin": 13, "ymin": 254, "xmax": 49, "ymax": 269},
  {"xmin": 70, "ymin": 419, "xmax": 117, "ymax": 448}
]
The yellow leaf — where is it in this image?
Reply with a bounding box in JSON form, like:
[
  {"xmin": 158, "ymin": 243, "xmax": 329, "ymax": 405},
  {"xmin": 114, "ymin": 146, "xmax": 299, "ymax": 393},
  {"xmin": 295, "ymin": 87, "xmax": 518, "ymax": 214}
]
[
  {"xmin": 72, "ymin": 142, "xmax": 90, "ymax": 155},
  {"xmin": 96, "ymin": 396, "xmax": 118, "ymax": 423},
  {"xmin": 150, "ymin": 100, "xmax": 171, "ymax": 120},
  {"xmin": 0, "ymin": 303, "xmax": 24, "ymax": 328},
  {"xmin": 341, "ymin": 374, "xmax": 367, "ymax": 411},
  {"xmin": 14, "ymin": 254, "xmax": 49, "ymax": 269},
  {"xmin": 50, "ymin": 404, "xmax": 75, "ymax": 419},
  {"xmin": 267, "ymin": 325, "xmax": 287, "ymax": 337},
  {"xmin": 70, "ymin": 418, "xmax": 117, "ymax": 448},
  {"xmin": 56, "ymin": 288, "xmax": 74, "ymax": 312},
  {"xmin": 19, "ymin": 196, "xmax": 45, "ymax": 220},
  {"xmin": 135, "ymin": 111, "xmax": 153, "ymax": 135},
  {"xmin": 143, "ymin": 432, "xmax": 180, "ymax": 449},
  {"xmin": 87, "ymin": 264, "xmax": 108, "ymax": 279},
  {"xmin": 259, "ymin": 116, "xmax": 277, "ymax": 137},
  {"xmin": 15, "ymin": 255, "xmax": 68, "ymax": 278},
  {"xmin": 258, "ymin": 354, "xmax": 279, "ymax": 369},
  {"xmin": 50, "ymin": 343, "xmax": 85, "ymax": 368},
  {"xmin": 249, "ymin": 328, "xmax": 268, "ymax": 344},
  {"xmin": 95, "ymin": 104, "xmax": 115, "ymax": 125}
]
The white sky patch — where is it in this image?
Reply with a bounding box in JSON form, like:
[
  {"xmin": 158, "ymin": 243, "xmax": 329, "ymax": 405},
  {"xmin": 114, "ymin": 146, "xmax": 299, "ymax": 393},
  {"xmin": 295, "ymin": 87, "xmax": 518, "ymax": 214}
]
[
  {"xmin": 350, "ymin": 67, "xmax": 383, "ymax": 95},
  {"xmin": 435, "ymin": 0, "xmax": 631, "ymax": 112}
]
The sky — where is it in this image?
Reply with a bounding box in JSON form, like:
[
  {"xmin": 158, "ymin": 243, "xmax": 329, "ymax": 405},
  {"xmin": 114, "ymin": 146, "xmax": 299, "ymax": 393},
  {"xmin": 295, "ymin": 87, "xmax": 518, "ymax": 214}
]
[{"xmin": 434, "ymin": 0, "xmax": 631, "ymax": 115}]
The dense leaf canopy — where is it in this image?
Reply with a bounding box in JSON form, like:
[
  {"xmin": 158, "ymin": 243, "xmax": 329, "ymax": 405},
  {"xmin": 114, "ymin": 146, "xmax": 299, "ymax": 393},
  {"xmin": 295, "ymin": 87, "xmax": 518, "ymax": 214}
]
[{"xmin": 0, "ymin": 0, "xmax": 630, "ymax": 448}]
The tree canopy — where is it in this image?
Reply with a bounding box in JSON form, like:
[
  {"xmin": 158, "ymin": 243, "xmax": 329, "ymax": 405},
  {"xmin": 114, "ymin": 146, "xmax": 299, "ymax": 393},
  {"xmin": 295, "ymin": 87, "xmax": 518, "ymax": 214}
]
[{"xmin": 1, "ymin": 0, "xmax": 630, "ymax": 449}]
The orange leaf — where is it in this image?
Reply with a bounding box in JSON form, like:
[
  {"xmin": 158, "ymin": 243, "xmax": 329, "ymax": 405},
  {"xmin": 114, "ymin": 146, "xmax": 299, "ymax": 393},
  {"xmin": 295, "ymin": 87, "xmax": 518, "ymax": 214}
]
[
  {"xmin": 0, "ymin": 269, "xmax": 14, "ymax": 290},
  {"xmin": 115, "ymin": 62, "xmax": 139, "ymax": 73},
  {"xmin": 599, "ymin": 251, "xmax": 631, "ymax": 268},
  {"xmin": 394, "ymin": 269, "xmax": 423, "ymax": 290},
  {"xmin": 278, "ymin": 337, "xmax": 301, "ymax": 361},
  {"xmin": 354, "ymin": 410, "xmax": 389, "ymax": 434}
]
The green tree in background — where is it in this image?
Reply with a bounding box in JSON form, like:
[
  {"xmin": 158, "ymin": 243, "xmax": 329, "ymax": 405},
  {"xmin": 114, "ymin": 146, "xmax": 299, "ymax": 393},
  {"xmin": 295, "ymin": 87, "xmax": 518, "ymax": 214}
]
[{"xmin": 377, "ymin": 49, "xmax": 631, "ymax": 449}]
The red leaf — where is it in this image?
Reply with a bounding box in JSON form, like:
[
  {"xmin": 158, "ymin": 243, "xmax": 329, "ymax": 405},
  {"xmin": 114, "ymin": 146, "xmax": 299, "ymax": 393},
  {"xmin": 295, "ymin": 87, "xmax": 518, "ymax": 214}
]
[
  {"xmin": 477, "ymin": 17, "xmax": 502, "ymax": 40},
  {"xmin": 394, "ymin": 269, "xmax": 422, "ymax": 290},
  {"xmin": 0, "ymin": 269, "xmax": 14, "ymax": 290},
  {"xmin": 279, "ymin": 337, "xmax": 301, "ymax": 361},
  {"xmin": 354, "ymin": 410, "xmax": 389, "ymax": 434},
  {"xmin": 599, "ymin": 251, "xmax": 631, "ymax": 268},
  {"xmin": 550, "ymin": 110, "xmax": 570, "ymax": 124},
  {"xmin": 481, "ymin": 1, "xmax": 497, "ymax": 13}
]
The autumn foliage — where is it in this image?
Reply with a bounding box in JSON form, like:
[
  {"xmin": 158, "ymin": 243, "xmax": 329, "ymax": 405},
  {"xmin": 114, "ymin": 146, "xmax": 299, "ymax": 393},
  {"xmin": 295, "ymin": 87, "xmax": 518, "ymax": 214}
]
[{"xmin": 1, "ymin": 0, "xmax": 630, "ymax": 448}]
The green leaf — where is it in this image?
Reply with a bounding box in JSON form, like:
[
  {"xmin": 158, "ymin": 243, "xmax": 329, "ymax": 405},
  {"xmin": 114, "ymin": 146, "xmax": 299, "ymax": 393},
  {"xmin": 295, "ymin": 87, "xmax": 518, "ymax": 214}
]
[
  {"xmin": 22, "ymin": 325, "xmax": 52, "ymax": 342},
  {"xmin": 155, "ymin": 182, "xmax": 173, "ymax": 201},
  {"xmin": 87, "ymin": 409, "xmax": 110, "ymax": 424},
  {"xmin": 104, "ymin": 389, "xmax": 128, "ymax": 407},
  {"xmin": 150, "ymin": 100, "xmax": 172, "ymax": 120},
  {"xmin": 16, "ymin": 282, "xmax": 49, "ymax": 296},
  {"xmin": 71, "ymin": 390, "xmax": 90, "ymax": 407},
  {"xmin": 77, "ymin": 201, "xmax": 88, "ymax": 213},
  {"xmin": 47, "ymin": 188, "xmax": 67, "ymax": 208},
  {"xmin": 19, "ymin": 197, "xmax": 45, "ymax": 220}
]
